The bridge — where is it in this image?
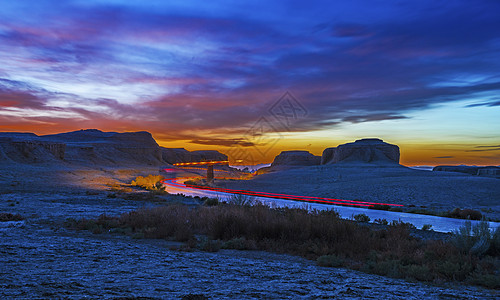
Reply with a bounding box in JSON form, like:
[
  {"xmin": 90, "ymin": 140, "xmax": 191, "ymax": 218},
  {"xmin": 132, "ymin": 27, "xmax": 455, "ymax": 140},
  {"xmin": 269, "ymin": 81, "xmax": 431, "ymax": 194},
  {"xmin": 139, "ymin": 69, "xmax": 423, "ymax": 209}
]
[
  {"xmin": 162, "ymin": 160, "xmax": 405, "ymax": 209},
  {"xmin": 172, "ymin": 160, "xmax": 229, "ymax": 181}
]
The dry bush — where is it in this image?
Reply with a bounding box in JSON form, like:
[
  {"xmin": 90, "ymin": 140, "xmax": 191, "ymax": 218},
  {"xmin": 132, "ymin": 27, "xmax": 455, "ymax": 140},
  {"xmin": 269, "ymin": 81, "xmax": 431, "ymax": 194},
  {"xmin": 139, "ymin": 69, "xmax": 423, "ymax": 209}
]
[
  {"xmin": 447, "ymin": 208, "xmax": 482, "ymax": 220},
  {"xmin": 68, "ymin": 203, "xmax": 500, "ymax": 288},
  {"xmin": 0, "ymin": 212, "xmax": 24, "ymax": 222},
  {"xmin": 131, "ymin": 175, "xmax": 165, "ymax": 191}
]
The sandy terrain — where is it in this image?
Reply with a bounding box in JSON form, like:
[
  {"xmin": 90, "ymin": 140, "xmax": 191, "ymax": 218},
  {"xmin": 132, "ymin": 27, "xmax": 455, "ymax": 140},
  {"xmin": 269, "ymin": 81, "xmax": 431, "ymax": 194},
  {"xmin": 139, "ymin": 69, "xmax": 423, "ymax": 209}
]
[
  {"xmin": 0, "ymin": 163, "xmax": 499, "ymax": 298},
  {"xmin": 220, "ymin": 164, "xmax": 500, "ymax": 220}
]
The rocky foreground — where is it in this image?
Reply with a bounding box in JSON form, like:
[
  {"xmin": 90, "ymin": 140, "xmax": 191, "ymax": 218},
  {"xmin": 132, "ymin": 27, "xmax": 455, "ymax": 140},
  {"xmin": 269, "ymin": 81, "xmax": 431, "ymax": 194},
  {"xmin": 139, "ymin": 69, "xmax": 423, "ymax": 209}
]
[{"xmin": 1, "ymin": 187, "xmax": 499, "ymax": 299}]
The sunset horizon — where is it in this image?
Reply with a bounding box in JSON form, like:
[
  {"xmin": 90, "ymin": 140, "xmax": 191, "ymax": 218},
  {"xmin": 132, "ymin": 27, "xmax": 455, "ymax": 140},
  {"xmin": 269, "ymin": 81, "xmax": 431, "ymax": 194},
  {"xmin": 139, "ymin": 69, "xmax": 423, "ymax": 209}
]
[
  {"xmin": 1, "ymin": 0, "xmax": 499, "ymax": 166},
  {"xmin": 1, "ymin": 1, "xmax": 500, "ymax": 296}
]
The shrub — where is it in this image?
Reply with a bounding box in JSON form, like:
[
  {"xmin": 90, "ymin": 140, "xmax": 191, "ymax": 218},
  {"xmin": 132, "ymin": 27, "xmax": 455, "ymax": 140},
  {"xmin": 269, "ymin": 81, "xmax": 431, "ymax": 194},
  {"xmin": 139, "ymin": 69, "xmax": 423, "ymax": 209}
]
[
  {"xmin": 447, "ymin": 208, "xmax": 482, "ymax": 220},
  {"xmin": 222, "ymin": 237, "xmax": 249, "ymax": 250},
  {"xmin": 370, "ymin": 204, "xmax": 391, "ymax": 211},
  {"xmin": 390, "ymin": 220, "xmax": 416, "ymax": 229},
  {"xmin": 0, "ymin": 212, "xmax": 24, "ymax": 222},
  {"xmin": 198, "ymin": 237, "xmax": 221, "ymax": 252},
  {"xmin": 66, "ymin": 203, "xmax": 500, "ymax": 288},
  {"xmin": 203, "ymin": 197, "xmax": 219, "ymax": 206},
  {"xmin": 389, "ymin": 207, "xmax": 403, "ymax": 212},
  {"xmin": 404, "ymin": 264, "xmax": 433, "ymax": 281},
  {"xmin": 317, "ymin": 255, "xmax": 344, "ymax": 267},
  {"xmin": 226, "ymin": 194, "xmax": 255, "ymax": 206},
  {"xmin": 450, "ymin": 220, "xmax": 493, "ymax": 257},
  {"xmin": 131, "ymin": 175, "xmax": 165, "ymax": 191},
  {"xmin": 470, "ymin": 273, "xmax": 500, "ymax": 289},
  {"xmin": 353, "ymin": 213, "xmax": 370, "ymax": 222},
  {"xmin": 370, "ymin": 259, "xmax": 401, "ymax": 278},
  {"xmin": 374, "ymin": 218, "xmax": 388, "ymax": 225},
  {"xmin": 421, "ymin": 224, "xmax": 433, "ymax": 231},
  {"xmin": 491, "ymin": 227, "xmax": 500, "ymax": 256}
]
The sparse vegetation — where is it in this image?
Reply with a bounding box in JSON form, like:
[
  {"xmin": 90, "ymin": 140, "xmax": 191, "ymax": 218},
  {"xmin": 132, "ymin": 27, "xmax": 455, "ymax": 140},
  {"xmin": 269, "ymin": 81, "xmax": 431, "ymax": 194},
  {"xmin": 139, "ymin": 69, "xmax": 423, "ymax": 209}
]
[
  {"xmin": 446, "ymin": 208, "xmax": 482, "ymax": 220},
  {"xmin": 353, "ymin": 213, "xmax": 370, "ymax": 222},
  {"xmin": 370, "ymin": 204, "xmax": 391, "ymax": 211},
  {"xmin": 450, "ymin": 220, "xmax": 499, "ymax": 257},
  {"xmin": 317, "ymin": 254, "xmax": 343, "ymax": 267},
  {"xmin": 203, "ymin": 197, "xmax": 220, "ymax": 206},
  {"xmin": 131, "ymin": 175, "xmax": 166, "ymax": 192},
  {"xmin": 66, "ymin": 203, "xmax": 500, "ymax": 288},
  {"xmin": 374, "ymin": 218, "xmax": 388, "ymax": 225},
  {"xmin": 400, "ymin": 206, "xmax": 486, "ymax": 221},
  {"xmin": 225, "ymin": 193, "xmax": 255, "ymax": 206},
  {"xmin": 421, "ymin": 224, "xmax": 433, "ymax": 231},
  {"xmin": 0, "ymin": 212, "xmax": 24, "ymax": 222}
]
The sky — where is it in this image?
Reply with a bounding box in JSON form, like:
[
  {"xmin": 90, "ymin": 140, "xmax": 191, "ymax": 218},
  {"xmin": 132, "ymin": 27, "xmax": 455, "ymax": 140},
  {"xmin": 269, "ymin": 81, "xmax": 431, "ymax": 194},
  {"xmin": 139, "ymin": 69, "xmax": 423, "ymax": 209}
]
[{"xmin": 0, "ymin": 0, "xmax": 499, "ymax": 166}]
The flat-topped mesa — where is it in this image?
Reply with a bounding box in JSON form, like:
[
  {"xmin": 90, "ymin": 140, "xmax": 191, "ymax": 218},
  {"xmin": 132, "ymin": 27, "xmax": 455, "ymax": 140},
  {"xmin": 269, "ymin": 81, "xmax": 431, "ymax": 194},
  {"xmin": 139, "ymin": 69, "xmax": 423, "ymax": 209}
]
[
  {"xmin": 161, "ymin": 148, "xmax": 228, "ymax": 164},
  {"xmin": 0, "ymin": 129, "xmax": 166, "ymax": 166},
  {"xmin": 321, "ymin": 138, "xmax": 400, "ymax": 165},
  {"xmin": 271, "ymin": 150, "xmax": 321, "ymax": 167},
  {"xmin": 433, "ymin": 165, "xmax": 500, "ymax": 178},
  {"xmin": 45, "ymin": 129, "xmax": 164, "ymax": 165}
]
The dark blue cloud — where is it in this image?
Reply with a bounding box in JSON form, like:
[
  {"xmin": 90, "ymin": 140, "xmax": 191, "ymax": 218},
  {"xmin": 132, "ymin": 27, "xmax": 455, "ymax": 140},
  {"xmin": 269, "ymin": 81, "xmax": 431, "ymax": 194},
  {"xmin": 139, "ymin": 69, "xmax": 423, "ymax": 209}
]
[{"xmin": 0, "ymin": 0, "xmax": 499, "ymax": 141}]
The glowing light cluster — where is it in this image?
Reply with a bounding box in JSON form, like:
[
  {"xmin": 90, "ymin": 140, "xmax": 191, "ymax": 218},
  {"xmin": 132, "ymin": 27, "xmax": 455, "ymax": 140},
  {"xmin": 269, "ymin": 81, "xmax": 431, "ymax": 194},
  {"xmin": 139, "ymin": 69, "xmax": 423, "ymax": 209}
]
[
  {"xmin": 178, "ymin": 166, "xmax": 229, "ymax": 173},
  {"xmin": 173, "ymin": 160, "xmax": 229, "ymax": 166}
]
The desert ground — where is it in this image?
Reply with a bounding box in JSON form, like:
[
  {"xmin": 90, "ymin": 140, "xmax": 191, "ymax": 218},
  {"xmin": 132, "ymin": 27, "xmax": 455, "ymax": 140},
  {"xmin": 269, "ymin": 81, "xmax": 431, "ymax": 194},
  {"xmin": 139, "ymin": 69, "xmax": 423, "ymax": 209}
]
[
  {"xmin": 1, "ymin": 164, "xmax": 499, "ymax": 299},
  {"xmin": 219, "ymin": 164, "xmax": 500, "ymax": 221}
]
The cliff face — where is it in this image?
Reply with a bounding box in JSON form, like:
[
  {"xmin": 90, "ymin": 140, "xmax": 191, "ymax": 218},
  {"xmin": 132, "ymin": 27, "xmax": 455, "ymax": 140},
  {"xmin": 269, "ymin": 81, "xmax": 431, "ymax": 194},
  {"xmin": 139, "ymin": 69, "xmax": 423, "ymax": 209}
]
[
  {"xmin": 0, "ymin": 129, "xmax": 232, "ymax": 167},
  {"xmin": 433, "ymin": 165, "xmax": 500, "ymax": 178},
  {"xmin": 0, "ymin": 129, "xmax": 165, "ymax": 166},
  {"xmin": 0, "ymin": 137, "xmax": 66, "ymax": 164},
  {"xmin": 263, "ymin": 138, "xmax": 400, "ymax": 171},
  {"xmin": 161, "ymin": 148, "xmax": 228, "ymax": 164},
  {"xmin": 321, "ymin": 139, "xmax": 400, "ymax": 165},
  {"xmin": 12, "ymin": 141, "xmax": 66, "ymax": 160},
  {"xmin": 271, "ymin": 151, "xmax": 321, "ymax": 167}
]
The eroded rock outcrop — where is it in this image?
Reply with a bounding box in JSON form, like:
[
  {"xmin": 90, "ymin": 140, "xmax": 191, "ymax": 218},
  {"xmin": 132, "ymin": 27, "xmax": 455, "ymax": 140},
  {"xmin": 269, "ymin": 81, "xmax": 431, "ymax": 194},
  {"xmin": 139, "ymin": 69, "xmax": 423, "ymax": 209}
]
[
  {"xmin": 0, "ymin": 133, "xmax": 66, "ymax": 164},
  {"xmin": 161, "ymin": 148, "xmax": 228, "ymax": 164},
  {"xmin": 321, "ymin": 147, "xmax": 336, "ymax": 165},
  {"xmin": 0, "ymin": 129, "xmax": 165, "ymax": 166},
  {"xmin": 433, "ymin": 165, "xmax": 500, "ymax": 178},
  {"xmin": 477, "ymin": 167, "xmax": 500, "ymax": 178},
  {"xmin": 432, "ymin": 165, "xmax": 480, "ymax": 175},
  {"xmin": 271, "ymin": 151, "xmax": 321, "ymax": 167},
  {"xmin": 321, "ymin": 138, "xmax": 400, "ymax": 165}
]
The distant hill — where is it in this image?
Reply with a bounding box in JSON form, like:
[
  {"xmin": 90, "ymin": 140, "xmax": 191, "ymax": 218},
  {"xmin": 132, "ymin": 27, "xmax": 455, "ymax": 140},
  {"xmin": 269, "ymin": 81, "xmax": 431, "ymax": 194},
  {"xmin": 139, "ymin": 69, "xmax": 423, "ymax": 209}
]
[{"xmin": 0, "ymin": 129, "xmax": 227, "ymax": 167}]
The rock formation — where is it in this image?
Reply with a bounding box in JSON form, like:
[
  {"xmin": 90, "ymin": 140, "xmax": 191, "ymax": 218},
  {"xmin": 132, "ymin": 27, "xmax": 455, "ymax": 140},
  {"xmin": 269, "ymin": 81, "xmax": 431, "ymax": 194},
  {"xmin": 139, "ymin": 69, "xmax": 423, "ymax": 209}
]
[
  {"xmin": 432, "ymin": 165, "xmax": 480, "ymax": 175},
  {"xmin": 321, "ymin": 147, "xmax": 336, "ymax": 165},
  {"xmin": 477, "ymin": 167, "xmax": 500, "ymax": 178},
  {"xmin": 0, "ymin": 134, "xmax": 66, "ymax": 164},
  {"xmin": 0, "ymin": 129, "xmax": 165, "ymax": 166},
  {"xmin": 271, "ymin": 151, "xmax": 321, "ymax": 167},
  {"xmin": 433, "ymin": 165, "xmax": 500, "ymax": 178},
  {"xmin": 321, "ymin": 138, "xmax": 400, "ymax": 165},
  {"xmin": 161, "ymin": 148, "xmax": 228, "ymax": 164}
]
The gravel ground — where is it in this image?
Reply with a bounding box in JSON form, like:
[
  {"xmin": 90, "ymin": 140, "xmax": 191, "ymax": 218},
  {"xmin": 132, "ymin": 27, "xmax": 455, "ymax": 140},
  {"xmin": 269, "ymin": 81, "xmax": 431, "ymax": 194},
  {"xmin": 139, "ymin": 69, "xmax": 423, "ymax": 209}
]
[
  {"xmin": 221, "ymin": 165, "xmax": 500, "ymax": 220},
  {"xmin": 0, "ymin": 165, "xmax": 499, "ymax": 299}
]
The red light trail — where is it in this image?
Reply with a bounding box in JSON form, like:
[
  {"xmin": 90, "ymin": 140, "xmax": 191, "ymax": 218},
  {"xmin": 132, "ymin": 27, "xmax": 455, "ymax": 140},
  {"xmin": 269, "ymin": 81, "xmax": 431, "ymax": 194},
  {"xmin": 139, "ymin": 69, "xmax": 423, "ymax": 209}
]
[
  {"xmin": 173, "ymin": 160, "xmax": 229, "ymax": 166},
  {"xmin": 162, "ymin": 166, "xmax": 405, "ymax": 208}
]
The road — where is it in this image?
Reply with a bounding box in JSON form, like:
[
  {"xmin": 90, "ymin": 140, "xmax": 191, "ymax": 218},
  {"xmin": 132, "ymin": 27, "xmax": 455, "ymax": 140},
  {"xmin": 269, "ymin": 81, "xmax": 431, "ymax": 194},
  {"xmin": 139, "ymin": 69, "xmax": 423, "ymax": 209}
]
[{"xmin": 162, "ymin": 176, "xmax": 500, "ymax": 234}]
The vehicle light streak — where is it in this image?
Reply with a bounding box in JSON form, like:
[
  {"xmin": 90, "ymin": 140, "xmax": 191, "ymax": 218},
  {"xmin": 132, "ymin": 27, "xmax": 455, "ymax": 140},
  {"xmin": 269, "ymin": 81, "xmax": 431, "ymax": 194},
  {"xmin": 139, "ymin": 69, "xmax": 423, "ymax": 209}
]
[
  {"xmin": 162, "ymin": 176, "xmax": 404, "ymax": 208},
  {"xmin": 173, "ymin": 160, "xmax": 229, "ymax": 166}
]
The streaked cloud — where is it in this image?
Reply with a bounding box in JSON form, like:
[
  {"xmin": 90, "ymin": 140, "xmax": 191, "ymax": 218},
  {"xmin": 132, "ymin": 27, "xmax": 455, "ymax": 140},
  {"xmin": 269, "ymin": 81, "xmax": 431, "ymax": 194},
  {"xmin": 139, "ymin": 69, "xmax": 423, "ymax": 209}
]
[{"xmin": 0, "ymin": 0, "xmax": 499, "ymax": 164}]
